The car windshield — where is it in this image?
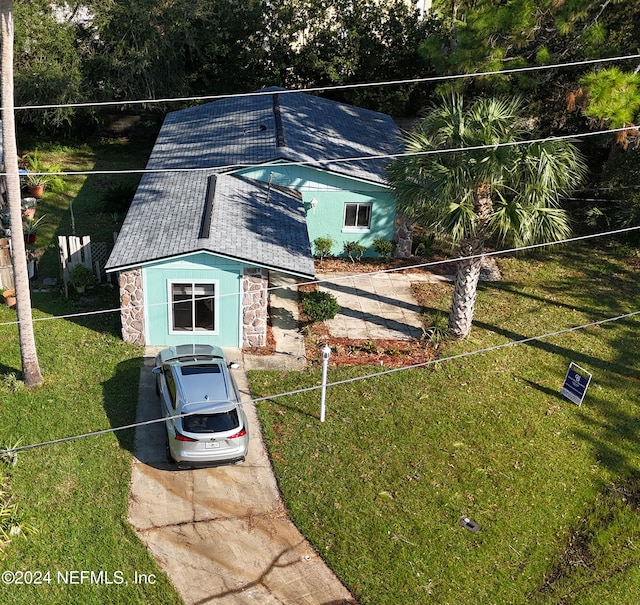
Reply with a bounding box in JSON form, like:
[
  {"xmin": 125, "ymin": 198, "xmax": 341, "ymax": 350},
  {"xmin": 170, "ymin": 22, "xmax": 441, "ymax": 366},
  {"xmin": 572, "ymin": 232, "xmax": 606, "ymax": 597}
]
[{"xmin": 182, "ymin": 409, "xmax": 240, "ymax": 434}]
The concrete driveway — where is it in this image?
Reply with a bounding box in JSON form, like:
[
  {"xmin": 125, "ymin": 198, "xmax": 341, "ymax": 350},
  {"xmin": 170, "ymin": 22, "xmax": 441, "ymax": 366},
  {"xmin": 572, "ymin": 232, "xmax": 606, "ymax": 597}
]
[{"xmin": 128, "ymin": 351, "xmax": 355, "ymax": 605}]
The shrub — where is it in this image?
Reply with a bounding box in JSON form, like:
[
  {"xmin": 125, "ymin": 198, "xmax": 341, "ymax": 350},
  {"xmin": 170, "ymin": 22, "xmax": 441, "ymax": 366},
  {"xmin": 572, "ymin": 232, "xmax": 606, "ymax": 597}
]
[
  {"xmin": 422, "ymin": 311, "xmax": 449, "ymax": 344},
  {"xmin": 373, "ymin": 238, "xmax": 397, "ymax": 258},
  {"xmin": 313, "ymin": 236, "xmax": 335, "ymax": 261},
  {"xmin": 343, "ymin": 241, "xmax": 366, "ymax": 263},
  {"xmin": 102, "ymin": 181, "xmax": 138, "ymax": 214},
  {"xmin": 412, "ymin": 233, "xmax": 435, "ymax": 257},
  {"xmin": 301, "ymin": 290, "xmax": 340, "ymax": 323},
  {"xmin": 70, "ymin": 264, "xmax": 96, "ymax": 292}
]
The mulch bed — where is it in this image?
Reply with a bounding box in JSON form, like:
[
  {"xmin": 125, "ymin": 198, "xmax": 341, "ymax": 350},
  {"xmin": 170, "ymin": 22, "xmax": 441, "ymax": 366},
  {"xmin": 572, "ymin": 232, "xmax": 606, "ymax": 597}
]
[
  {"xmin": 314, "ymin": 255, "xmax": 456, "ymax": 276},
  {"xmin": 303, "ymin": 320, "xmax": 437, "ymax": 367}
]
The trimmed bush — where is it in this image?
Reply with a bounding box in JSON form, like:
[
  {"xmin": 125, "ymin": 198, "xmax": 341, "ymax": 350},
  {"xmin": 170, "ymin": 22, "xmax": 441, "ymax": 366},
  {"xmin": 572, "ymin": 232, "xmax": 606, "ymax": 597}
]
[
  {"xmin": 313, "ymin": 236, "xmax": 335, "ymax": 261},
  {"xmin": 343, "ymin": 240, "xmax": 366, "ymax": 263},
  {"xmin": 301, "ymin": 290, "xmax": 339, "ymax": 323},
  {"xmin": 373, "ymin": 238, "xmax": 397, "ymax": 258}
]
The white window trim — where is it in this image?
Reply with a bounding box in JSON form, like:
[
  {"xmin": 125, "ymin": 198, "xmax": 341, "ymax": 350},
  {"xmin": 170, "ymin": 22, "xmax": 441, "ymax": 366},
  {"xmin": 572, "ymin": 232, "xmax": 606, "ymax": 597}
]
[
  {"xmin": 342, "ymin": 202, "xmax": 372, "ymax": 233},
  {"xmin": 167, "ymin": 279, "xmax": 219, "ymax": 335}
]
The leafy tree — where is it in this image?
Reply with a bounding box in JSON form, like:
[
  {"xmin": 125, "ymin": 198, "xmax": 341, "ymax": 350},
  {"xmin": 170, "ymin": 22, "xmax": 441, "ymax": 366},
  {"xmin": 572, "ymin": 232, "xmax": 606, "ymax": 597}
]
[
  {"xmin": 181, "ymin": 0, "xmax": 269, "ymax": 96},
  {"xmin": 388, "ymin": 94, "xmax": 587, "ymax": 339},
  {"xmin": 423, "ymin": 0, "xmax": 624, "ymax": 75},
  {"xmin": 84, "ymin": 0, "xmax": 191, "ymax": 102},
  {"xmin": 575, "ymin": 68, "xmax": 640, "ymax": 152},
  {"xmin": 13, "ymin": 0, "xmax": 83, "ymax": 130},
  {"xmin": 592, "ymin": 146, "xmax": 640, "ymax": 232},
  {"xmin": 269, "ymin": 0, "xmax": 435, "ymax": 114},
  {"xmin": 420, "ymin": 0, "xmax": 640, "ymax": 123},
  {"xmin": 579, "ymin": 68, "xmax": 640, "ymax": 129}
]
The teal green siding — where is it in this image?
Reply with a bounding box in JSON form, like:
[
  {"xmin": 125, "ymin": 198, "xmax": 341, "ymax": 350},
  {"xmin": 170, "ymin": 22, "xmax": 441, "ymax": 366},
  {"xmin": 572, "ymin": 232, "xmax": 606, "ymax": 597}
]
[
  {"xmin": 236, "ymin": 165, "xmax": 395, "ymax": 257},
  {"xmin": 143, "ymin": 252, "xmax": 243, "ymax": 347}
]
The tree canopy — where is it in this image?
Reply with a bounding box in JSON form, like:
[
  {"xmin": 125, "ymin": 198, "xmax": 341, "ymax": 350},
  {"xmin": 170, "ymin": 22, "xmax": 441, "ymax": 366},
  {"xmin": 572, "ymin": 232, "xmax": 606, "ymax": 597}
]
[
  {"xmin": 388, "ymin": 94, "xmax": 587, "ymax": 338},
  {"xmin": 13, "ymin": 0, "xmax": 435, "ymax": 130}
]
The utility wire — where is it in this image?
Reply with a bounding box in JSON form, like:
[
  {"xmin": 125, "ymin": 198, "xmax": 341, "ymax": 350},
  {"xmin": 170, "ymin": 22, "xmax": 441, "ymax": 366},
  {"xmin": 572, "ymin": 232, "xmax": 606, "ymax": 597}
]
[
  {"xmin": 1, "ymin": 308, "xmax": 638, "ymax": 457},
  {"xmin": 0, "ymin": 224, "xmax": 638, "ymax": 329},
  {"xmin": 13, "ymin": 53, "xmax": 640, "ymax": 112},
  {"xmin": 8, "ymin": 123, "xmax": 636, "ymax": 180}
]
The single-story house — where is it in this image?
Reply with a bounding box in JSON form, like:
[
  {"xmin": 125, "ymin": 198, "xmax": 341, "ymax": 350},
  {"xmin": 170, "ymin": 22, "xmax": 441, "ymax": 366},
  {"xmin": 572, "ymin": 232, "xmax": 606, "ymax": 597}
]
[{"xmin": 105, "ymin": 88, "xmax": 407, "ymax": 348}]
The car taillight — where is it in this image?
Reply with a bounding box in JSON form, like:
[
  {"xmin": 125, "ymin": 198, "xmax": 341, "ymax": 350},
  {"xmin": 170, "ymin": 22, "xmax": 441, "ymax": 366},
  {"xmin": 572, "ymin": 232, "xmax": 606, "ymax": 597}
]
[
  {"xmin": 228, "ymin": 429, "xmax": 246, "ymax": 439},
  {"xmin": 175, "ymin": 431, "xmax": 198, "ymax": 442}
]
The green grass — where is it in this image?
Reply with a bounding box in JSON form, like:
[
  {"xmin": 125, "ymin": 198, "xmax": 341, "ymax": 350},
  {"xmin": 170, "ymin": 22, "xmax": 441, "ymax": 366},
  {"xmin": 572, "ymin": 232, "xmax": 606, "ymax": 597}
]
[
  {"xmin": 0, "ymin": 139, "xmax": 182, "ymax": 604},
  {"xmin": 249, "ymin": 242, "xmax": 640, "ymax": 604},
  {"xmin": 19, "ymin": 139, "xmax": 149, "ymax": 279},
  {"xmin": 0, "ymin": 291, "xmax": 181, "ymax": 604}
]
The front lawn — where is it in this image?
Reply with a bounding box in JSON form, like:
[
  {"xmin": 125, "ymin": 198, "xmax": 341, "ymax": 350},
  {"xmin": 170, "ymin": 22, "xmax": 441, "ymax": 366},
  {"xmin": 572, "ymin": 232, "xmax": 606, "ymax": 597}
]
[{"xmin": 249, "ymin": 242, "xmax": 640, "ymax": 604}]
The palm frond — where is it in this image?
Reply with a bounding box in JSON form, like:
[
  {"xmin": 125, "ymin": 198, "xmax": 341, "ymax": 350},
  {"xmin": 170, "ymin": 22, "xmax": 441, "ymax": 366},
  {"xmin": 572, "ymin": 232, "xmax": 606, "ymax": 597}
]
[{"xmin": 387, "ymin": 93, "xmax": 586, "ymax": 249}]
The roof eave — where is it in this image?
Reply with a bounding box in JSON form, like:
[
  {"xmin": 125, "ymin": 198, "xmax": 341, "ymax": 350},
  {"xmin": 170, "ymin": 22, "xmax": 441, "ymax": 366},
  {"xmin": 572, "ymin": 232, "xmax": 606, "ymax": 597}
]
[{"xmin": 106, "ymin": 248, "xmax": 316, "ymax": 280}]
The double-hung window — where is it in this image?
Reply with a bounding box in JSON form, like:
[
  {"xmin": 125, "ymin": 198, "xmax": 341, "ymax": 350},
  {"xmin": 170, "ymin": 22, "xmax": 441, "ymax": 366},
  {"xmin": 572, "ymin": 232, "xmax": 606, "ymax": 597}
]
[
  {"xmin": 169, "ymin": 281, "xmax": 217, "ymax": 333},
  {"xmin": 343, "ymin": 202, "xmax": 371, "ymax": 231}
]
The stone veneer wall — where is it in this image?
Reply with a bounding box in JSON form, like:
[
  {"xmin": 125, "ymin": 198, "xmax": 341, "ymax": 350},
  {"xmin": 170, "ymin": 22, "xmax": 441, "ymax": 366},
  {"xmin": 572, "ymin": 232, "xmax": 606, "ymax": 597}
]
[
  {"xmin": 394, "ymin": 217, "xmax": 413, "ymax": 258},
  {"xmin": 118, "ymin": 268, "xmax": 145, "ymax": 345},
  {"xmin": 242, "ymin": 268, "xmax": 268, "ymax": 347}
]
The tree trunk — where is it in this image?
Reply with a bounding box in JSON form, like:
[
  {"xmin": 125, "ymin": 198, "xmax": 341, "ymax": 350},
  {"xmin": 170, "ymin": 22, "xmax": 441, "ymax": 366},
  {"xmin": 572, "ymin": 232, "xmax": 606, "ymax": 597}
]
[
  {"xmin": 448, "ymin": 237, "xmax": 484, "ymax": 339},
  {"xmin": 1, "ymin": 1, "xmax": 42, "ymax": 386},
  {"xmin": 448, "ymin": 185, "xmax": 493, "ymax": 339}
]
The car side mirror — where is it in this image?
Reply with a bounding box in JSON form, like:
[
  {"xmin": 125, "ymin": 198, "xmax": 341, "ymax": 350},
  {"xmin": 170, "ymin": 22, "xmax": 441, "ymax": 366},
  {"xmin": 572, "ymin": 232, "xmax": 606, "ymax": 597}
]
[
  {"xmin": 152, "ymin": 367, "xmax": 162, "ymax": 375},
  {"xmin": 229, "ymin": 362, "xmax": 240, "ymax": 370}
]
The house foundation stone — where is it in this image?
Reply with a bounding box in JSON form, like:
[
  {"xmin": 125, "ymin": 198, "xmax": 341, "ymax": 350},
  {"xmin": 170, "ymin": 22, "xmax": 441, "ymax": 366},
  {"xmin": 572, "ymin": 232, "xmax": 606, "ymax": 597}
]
[
  {"xmin": 119, "ymin": 268, "xmax": 145, "ymax": 345},
  {"xmin": 243, "ymin": 268, "xmax": 268, "ymax": 347},
  {"xmin": 394, "ymin": 218, "xmax": 413, "ymax": 258}
]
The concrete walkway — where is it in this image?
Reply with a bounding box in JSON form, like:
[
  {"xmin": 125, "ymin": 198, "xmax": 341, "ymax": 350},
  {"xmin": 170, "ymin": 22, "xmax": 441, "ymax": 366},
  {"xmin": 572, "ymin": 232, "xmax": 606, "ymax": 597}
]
[
  {"xmin": 244, "ymin": 273, "xmax": 307, "ymax": 371},
  {"xmin": 318, "ymin": 271, "xmax": 448, "ymax": 341},
  {"xmin": 128, "ymin": 350, "xmax": 356, "ymax": 605}
]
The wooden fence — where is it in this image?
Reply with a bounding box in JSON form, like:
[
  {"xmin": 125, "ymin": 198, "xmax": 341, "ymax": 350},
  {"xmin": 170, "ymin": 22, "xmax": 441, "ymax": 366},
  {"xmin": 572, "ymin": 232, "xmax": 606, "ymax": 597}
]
[
  {"xmin": 0, "ymin": 238, "xmax": 13, "ymax": 290},
  {"xmin": 58, "ymin": 235, "xmax": 92, "ymax": 297}
]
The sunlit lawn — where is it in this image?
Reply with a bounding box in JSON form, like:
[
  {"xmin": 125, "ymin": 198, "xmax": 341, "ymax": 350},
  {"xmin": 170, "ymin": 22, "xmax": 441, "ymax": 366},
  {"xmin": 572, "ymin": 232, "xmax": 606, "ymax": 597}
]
[
  {"xmin": 250, "ymin": 242, "xmax": 640, "ymax": 605},
  {"xmin": 0, "ymin": 139, "xmax": 182, "ymax": 604}
]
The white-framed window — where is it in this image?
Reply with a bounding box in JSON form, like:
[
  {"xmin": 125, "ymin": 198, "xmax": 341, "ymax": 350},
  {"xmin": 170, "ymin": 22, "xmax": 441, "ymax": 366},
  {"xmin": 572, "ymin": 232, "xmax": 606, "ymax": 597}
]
[
  {"xmin": 343, "ymin": 202, "xmax": 372, "ymax": 231},
  {"xmin": 168, "ymin": 280, "xmax": 218, "ymax": 334}
]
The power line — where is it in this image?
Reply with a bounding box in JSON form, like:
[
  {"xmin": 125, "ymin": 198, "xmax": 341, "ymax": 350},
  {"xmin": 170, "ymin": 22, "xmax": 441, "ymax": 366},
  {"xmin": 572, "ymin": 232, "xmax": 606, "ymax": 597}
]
[
  {"xmin": 13, "ymin": 53, "xmax": 640, "ymax": 112},
  {"xmin": 8, "ymin": 123, "xmax": 636, "ymax": 181},
  {"xmin": 0, "ymin": 224, "xmax": 638, "ymax": 329},
  {"xmin": 1, "ymin": 308, "xmax": 638, "ymax": 457}
]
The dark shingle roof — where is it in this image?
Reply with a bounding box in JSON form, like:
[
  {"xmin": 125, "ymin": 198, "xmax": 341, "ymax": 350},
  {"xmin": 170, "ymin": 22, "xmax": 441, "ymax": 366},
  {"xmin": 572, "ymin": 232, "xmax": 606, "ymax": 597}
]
[
  {"xmin": 106, "ymin": 172, "xmax": 314, "ymax": 277},
  {"xmin": 106, "ymin": 89, "xmax": 400, "ymax": 274},
  {"xmin": 146, "ymin": 89, "xmax": 400, "ymax": 184}
]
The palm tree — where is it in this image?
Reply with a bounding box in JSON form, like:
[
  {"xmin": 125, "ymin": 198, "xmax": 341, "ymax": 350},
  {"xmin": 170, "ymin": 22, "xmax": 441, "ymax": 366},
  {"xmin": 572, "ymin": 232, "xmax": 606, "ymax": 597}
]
[
  {"xmin": 388, "ymin": 94, "xmax": 587, "ymax": 339},
  {"xmin": 1, "ymin": 0, "xmax": 42, "ymax": 386}
]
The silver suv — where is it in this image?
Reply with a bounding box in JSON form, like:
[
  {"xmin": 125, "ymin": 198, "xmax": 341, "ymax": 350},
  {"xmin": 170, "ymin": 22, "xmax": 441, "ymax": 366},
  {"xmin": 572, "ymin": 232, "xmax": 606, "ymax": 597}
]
[{"xmin": 153, "ymin": 344, "xmax": 249, "ymax": 469}]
